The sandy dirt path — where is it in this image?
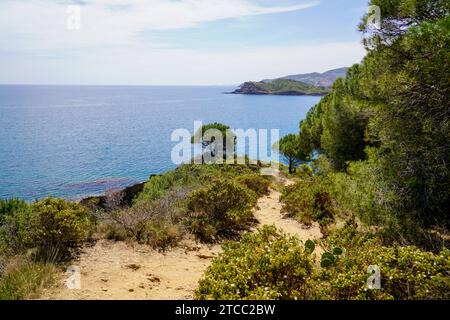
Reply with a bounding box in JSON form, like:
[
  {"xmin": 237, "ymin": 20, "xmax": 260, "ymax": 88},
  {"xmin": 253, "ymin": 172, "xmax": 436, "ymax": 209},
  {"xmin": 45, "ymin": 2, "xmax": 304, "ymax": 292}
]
[
  {"xmin": 43, "ymin": 177, "xmax": 322, "ymax": 300},
  {"xmin": 42, "ymin": 239, "xmax": 221, "ymax": 300},
  {"xmin": 253, "ymin": 187, "xmax": 322, "ymax": 242}
]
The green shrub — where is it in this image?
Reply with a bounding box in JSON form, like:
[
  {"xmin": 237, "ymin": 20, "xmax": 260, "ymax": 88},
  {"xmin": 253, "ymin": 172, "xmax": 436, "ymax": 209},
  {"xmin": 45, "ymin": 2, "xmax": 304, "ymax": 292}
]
[
  {"xmin": 1, "ymin": 197, "xmax": 92, "ymax": 261},
  {"xmin": 195, "ymin": 220, "xmax": 450, "ymax": 300},
  {"xmin": 101, "ymin": 189, "xmax": 187, "ymax": 249},
  {"xmin": 325, "ymin": 218, "xmax": 371, "ymax": 250},
  {"xmin": 314, "ymin": 244, "xmax": 450, "ymax": 300},
  {"xmin": 329, "ymin": 157, "xmax": 396, "ymax": 227},
  {"xmin": 234, "ymin": 174, "xmax": 271, "ymax": 197},
  {"xmin": 0, "ymin": 199, "xmax": 30, "ymax": 218},
  {"xmin": 186, "ymin": 179, "xmax": 257, "ymax": 242},
  {"xmin": 329, "ymin": 161, "xmax": 448, "ymax": 249},
  {"xmin": 280, "ymin": 177, "xmax": 334, "ymax": 227},
  {"xmin": 136, "ymin": 164, "xmax": 258, "ymax": 203},
  {"xmin": 137, "ymin": 174, "xmax": 181, "ymax": 203},
  {"xmin": 310, "ymin": 222, "xmax": 450, "ymax": 300},
  {"xmin": 31, "ymin": 197, "xmax": 91, "ymax": 261},
  {"xmin": 141, "ymin": 220, "xmax": 183, "ymax": 250},
  {"xmin": 0, "ymin": 258, "xmax": 55, "ymax": 300},
  {"xmin": 101, "ymin": 222, "xmax": 128, "ymax": 242},
  {"xmin": 0, "ymin": 200, "xmax": 34, "ymax": 254},
  {"xmin": 195, "ymin": 226, "xmax": 314, "ymax": 299},
  {"xmin": 298, "ymin": 163, "xmax": 314, "ymax": 177}
]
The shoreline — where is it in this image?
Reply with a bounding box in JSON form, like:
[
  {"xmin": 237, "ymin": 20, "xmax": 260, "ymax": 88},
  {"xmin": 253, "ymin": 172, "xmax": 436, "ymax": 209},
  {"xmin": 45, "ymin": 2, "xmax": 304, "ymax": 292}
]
[
  {"xmin": 78, "ymin": 178, "xmax": 155, "ymax": 209},
  {"xmin": 224, "ymin": 91, "xmax": 327, "ymax": 96}
]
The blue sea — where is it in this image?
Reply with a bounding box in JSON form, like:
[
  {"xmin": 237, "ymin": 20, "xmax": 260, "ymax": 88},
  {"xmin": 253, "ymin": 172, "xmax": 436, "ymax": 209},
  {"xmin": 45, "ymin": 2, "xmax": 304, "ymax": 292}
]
[{"xmin": 0, "ymin": 85, "xmax": 321, "ymax": 201}]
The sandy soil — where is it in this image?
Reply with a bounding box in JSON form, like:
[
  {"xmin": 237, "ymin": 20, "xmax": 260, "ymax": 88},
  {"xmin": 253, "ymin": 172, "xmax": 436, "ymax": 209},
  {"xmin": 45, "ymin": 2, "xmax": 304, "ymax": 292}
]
[
  {"xmin": 253, "ymin": 188, "xmax": 323, "ymax": 243},
  {"xmin": 43, "ymin": 177, "xmax": 322, "ymax": 300},
  {"xmin": 42, "ymin": 239, "xmax": 221, "ymax": 300}
]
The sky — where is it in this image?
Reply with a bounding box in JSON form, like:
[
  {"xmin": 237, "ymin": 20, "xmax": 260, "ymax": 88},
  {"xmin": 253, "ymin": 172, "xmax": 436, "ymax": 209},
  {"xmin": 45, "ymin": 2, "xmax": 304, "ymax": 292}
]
[{"xmin": 0, "ymin": 0, "xmax": 369, "ymax": 85}]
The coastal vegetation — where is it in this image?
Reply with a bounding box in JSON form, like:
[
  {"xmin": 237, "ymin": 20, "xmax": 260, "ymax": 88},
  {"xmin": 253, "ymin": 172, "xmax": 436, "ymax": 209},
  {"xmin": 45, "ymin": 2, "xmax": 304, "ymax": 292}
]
[
  {"xmin": 197, "ymin": 222, "xmax": 449, "ymax": 300},
  {"xmin": 290, "ymin": 0, "xmax": 450, "ymax": 247},
  {"xmin": 0, "ymin": 163, "xmax": 268, "ymax": 298},
  {"xmin": 275, "ymin": 134, "xmax": 306, "ymax": 174},
  {"xmin": 99, "ymin": 162, "xmax": 266, "ymax": 247},
  {"xmin": 0, "ymin": 0, "xmax": 448, "ymax": 300},
  {"xmin": 196, "ymin": 226, "xmax": 315, "ymax": 300},
  {"xmin": 280, "ymin": 176, "xmax": 335, "ymax": 230},
  {"xmin": 185, "ymin": 179, "xmax": 257, "ymax": 242},
  {"xmin": 195, "ymin": 0, "xmax": 450, "ymax": 300},
  {"xmin": 0, "ymin": 197, "xmax": 92, "ymax": 299}
]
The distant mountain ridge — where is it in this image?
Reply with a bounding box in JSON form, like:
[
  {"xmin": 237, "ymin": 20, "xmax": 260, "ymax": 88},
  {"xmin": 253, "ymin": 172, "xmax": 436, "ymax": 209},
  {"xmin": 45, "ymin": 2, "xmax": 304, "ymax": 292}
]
[
  {"xmin": 263, "ymin": 67, "xmax": 348, "ymax": 88},
  {"xmin": 230, "ymin": 67, "xmax": 348, "ymax": 96}
]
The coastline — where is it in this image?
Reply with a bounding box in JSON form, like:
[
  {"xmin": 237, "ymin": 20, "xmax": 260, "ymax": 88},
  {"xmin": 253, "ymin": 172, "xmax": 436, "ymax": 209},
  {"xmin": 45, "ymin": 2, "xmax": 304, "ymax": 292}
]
[
  {"xmin": 225, "ymin": 91, "xmax": 327, "ymax": 96},
  {"xmin": 78, "ymin": 178, "xmax": 155, "ymax": 209}
]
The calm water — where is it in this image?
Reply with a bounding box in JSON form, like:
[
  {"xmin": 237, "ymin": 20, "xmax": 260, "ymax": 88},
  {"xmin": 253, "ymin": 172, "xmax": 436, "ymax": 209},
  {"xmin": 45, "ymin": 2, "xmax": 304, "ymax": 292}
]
[{"xmin": 0, "ymin": 85, "xmax": 320, "ymax": 201}]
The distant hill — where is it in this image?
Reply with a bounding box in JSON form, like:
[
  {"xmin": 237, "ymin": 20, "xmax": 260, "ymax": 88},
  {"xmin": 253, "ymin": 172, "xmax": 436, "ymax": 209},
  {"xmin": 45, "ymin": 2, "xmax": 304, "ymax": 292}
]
[
  {"xmin": 263, "ymin": 67, "xmax": 348, "ymax": 88},
  {"xmin": 230, "ymin": 79, "xmax": 329, "ymax": 96},
  {"xmin": 229, "ymin": 67, "xmax": 348, "ymax": 96}
]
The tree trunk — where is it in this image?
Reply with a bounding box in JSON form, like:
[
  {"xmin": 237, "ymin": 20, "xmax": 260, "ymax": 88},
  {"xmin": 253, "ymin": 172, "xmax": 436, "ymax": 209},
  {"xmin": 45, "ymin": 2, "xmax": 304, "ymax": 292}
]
[{"xmin": 289, "ymin": 159, "xmax": 294, "ymax": 174}]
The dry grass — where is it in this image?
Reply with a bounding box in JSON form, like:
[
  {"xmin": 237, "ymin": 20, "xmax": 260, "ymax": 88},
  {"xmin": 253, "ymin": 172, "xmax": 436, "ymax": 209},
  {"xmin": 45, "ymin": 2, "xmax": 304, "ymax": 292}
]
[{"xmin": 0, "ymin": 256, "xmax": 56, "ymax": 300}]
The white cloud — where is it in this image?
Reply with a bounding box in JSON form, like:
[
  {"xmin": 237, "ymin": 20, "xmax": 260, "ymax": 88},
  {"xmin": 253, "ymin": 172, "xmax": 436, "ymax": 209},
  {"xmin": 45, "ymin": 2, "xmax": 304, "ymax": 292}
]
[
  {"xmin": 0, "ymin": 0, "xmax": 319, "ymax": 51},
  {"xmin": 0, "ymin": 0, "xmax": 367, "ymax": 85}
]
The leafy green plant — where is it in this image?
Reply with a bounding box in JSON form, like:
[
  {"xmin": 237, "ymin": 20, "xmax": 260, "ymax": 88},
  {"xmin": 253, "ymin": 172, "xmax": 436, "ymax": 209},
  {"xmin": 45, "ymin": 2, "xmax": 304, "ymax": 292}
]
[
  {"xmin": 280, "ymin": 176, "xmax": 335, "ymax": 227},
  {"xmin": 304, "ymin": 240, "xmax": 315, "ymax": 254},
  {"xmin": 234, "ymin": 174, "xmax": 271, "ymax": 197},
  {"xmin": 141, "ymin": 221, "xmax": 183, "ymax": 250},
  {"xmin": 195, "ymin": 226, "xmax": 314, "ymax": 300},
  {"xmin": 1, "ymin": 197, "xmax": 92, "ymax": 259},
  {"xmin": 274, "ymin": 134, "xmax": 307, "ymax": 174},
  {"xmin": 320, "ymin": 248, "xmax": 343, "ymax": 268},
  {"xmin": 296, "ymin": 2, "xmax": 450, "ymax": 241},
  {"xmin": 32, "ymin": 197, "xmax": 91, "ymax": 261},
  {"xmin": 185, "ymin": 179, "xmax": 257, "ymax": 242},
  {"xmin": 196, "ymin": 222, "xmax": 450, "ymax": 300},
  {"xmin": 136, "ymin": 164, "xmax": 258, "ymax": 203},
  {"xmin": 0, "ymin": 199, "xmax": 30, "ymax": 218},
  {"xmin": 310, "ymin": 224, "xmax": 450, "ymax": 300},
  {"xmin": 0, "ymin": 200, "xmax": 34, "ymax": 254}
]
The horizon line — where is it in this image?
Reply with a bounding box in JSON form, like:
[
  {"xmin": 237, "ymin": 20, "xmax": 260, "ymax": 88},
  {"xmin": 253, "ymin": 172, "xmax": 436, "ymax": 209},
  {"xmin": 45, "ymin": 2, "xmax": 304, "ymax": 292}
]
[{"xmin": 0, "ymin": 83, "xmax": 240, "ymax": 87}]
